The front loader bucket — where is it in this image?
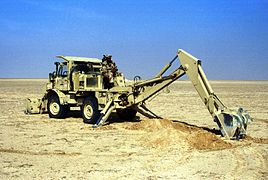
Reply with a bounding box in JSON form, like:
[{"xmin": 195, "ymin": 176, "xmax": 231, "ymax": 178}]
[
  {"xmin": 25, "ymin": 98, "xmax": 47, "ymax": 114},
  {"xmin": 215, "ymin": 108, "xmax": 252, "ymax": 139}
]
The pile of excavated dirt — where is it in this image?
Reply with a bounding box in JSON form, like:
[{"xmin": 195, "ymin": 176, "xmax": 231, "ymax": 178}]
[
  {"xmin": 124, "ymin": 118, "xmax": 173, "ymax": 131},
  {"xmin": 124, "ymin": 119, "xmax": 233, "ymax": 150},
  {"xmin": 186, "ymin": 130, "xmax": 233, "ymax": 150}
]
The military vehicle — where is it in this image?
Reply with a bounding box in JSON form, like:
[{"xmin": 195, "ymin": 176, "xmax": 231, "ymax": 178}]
[{"xmin": 25, "ymin": 49, "xmax": 251, "ymax": 139}]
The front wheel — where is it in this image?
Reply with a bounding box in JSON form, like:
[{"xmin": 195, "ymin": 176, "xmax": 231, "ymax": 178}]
[
  {"xmin": 48, "ymin": 95, "xmax": 68, "ymax": 118},
  {"xmin": 81, "ymin": 97, "xmax": 100, "ymax": 124}
]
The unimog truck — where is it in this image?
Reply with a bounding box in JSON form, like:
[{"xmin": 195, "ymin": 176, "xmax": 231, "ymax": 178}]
[{"xmin": 26, "ymin": 49, "xmax": 251, "ymax": 140}]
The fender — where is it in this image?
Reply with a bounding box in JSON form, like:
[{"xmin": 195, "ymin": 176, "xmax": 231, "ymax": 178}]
[{"xmin": 46, "ymin": 89, "xmax": 68, "ymax": 105}]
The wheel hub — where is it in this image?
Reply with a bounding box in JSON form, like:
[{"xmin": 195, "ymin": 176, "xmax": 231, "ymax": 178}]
[
  {"xmin": 50, "ymin": 102, "xmax": 60, "ymax": 115},
  {"xmin": 84, "ymin": 105, "xmax": 93, "ymax": 119}
]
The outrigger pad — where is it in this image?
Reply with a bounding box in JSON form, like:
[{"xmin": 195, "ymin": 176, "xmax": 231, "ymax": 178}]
[{"xmin": 216, "ymin": 108, "xmax": 252, "ymax": 139}]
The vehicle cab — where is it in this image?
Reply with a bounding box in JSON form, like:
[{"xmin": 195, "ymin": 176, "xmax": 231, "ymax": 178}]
[{"xmin": 48, "ymin": 56, "xmax": 103, "ymax": 92}]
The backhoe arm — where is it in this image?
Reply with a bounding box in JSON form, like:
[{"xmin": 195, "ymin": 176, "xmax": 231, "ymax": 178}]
[
  {"xmin": 178, "ymin": 49, "xmax": 226, "ymax": 116},
  {"xmin": 133, "ymin": 49, "xmax": 251, "ymax": 139},
  {"xmin": 178, "ymin": 49, "xmax": 251, "ymax": 139}
]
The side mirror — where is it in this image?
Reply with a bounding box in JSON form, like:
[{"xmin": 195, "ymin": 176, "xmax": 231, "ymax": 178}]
[{"xmin": 49, "ymin": 72, "xmax": 55, "ymax": 82}]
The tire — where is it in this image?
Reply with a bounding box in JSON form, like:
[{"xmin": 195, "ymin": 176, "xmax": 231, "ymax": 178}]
[
  {"xmin": 81, "ymin": 97, "xmax": 100, "ymax": 124},
  {"xmin": 48, "ymin": 95, "xmax": 68, "ymax": 118},
  {"xmin": 116, "ymin": 108, "xmax": 137, "ymax": 120}
]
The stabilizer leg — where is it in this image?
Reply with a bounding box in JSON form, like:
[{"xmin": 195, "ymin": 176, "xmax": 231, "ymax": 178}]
[
  {"xmin": 135, "ymin": 104, "xmax": 162, "ymax": 119},
  {"xmin": 93, "ymin": 100, "xmax": 115, "ymax": 128}
]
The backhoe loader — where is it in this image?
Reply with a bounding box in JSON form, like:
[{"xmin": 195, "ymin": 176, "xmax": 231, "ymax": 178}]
[{"xmin": 25, "ymin": 49, "xmax": 251, "ymax": 139}]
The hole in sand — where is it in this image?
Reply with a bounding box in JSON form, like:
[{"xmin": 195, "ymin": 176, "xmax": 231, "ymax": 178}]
[{"xmin": 124, "ymin": 119, "xmax": 233, "ymax": 151}]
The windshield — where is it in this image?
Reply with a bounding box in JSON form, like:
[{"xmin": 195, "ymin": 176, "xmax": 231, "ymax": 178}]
[{"xmin": 58, "ymin": 63, "xmax": 68, "ymax": 77}]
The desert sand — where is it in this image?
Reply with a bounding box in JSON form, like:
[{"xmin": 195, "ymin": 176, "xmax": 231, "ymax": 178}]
[{"xmin": 0, "ymin": 79, "xmax": 267, "ymax": 179}]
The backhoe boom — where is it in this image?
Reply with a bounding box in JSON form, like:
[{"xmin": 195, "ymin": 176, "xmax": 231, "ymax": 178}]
[
  {"xmin": 131, "ymin": 49, "xmax": 251, "ymax": 139},
  {"xmin": 177, "ymin": 49, "xmax": 251, "ymax": 139}
]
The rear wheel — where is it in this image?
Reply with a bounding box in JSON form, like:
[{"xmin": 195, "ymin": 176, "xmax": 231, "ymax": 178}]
[
  {"xmin": 81, "ymin": 97, "xmax": 100, "ymax": 124},
  {"xmin": 48, "ymin": 95, "xmax": 68, "ymax": 118},
  {"xmin": 116, "ymin": 108, "xmax": 137, "ymax": 120}
]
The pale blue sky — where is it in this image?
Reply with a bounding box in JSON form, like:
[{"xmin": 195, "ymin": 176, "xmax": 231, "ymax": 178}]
[{"xmin": 0, "ymin": 0, "xmax": 267, "ymax": 79}]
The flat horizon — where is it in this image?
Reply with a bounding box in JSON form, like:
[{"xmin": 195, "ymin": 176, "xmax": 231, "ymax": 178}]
[{"xmin": 0, "ymin": 78, "xmax": 267, "ymax": 81}]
